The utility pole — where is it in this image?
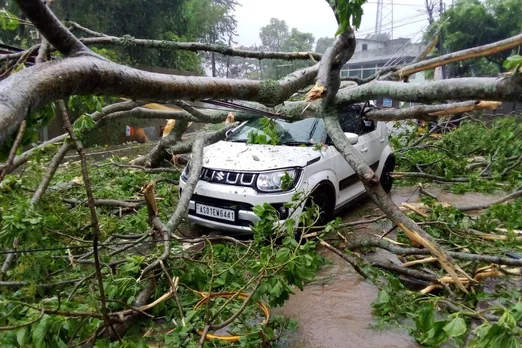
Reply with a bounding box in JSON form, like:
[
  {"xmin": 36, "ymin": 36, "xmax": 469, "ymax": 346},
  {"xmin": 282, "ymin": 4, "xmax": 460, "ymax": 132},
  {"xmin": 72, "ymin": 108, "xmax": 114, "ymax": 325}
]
[{"xmin": 439, "ymin": 0, "xmax": 445, "ymax": 79}]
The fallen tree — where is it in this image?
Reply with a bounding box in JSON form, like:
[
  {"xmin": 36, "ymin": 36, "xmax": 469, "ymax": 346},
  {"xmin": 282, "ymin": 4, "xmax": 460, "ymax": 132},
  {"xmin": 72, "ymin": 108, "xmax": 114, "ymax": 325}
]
[{"xmin": 1, "ymin": 0, "xmax": 522, "ymax": 345}]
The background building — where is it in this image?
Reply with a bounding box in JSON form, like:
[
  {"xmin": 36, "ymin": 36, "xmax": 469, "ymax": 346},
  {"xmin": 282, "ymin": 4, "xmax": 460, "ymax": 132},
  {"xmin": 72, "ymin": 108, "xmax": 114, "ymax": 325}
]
[{"xmin": 341, "ymin": 37, "xmax": 427, "ymax": 83}]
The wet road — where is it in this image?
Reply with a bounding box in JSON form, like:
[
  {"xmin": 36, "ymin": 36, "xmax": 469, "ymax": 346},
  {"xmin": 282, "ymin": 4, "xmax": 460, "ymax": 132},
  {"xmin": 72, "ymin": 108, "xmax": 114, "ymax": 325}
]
[{"xmin": 275, "ymin": 186, "xmax": 504, "ymax": 348}]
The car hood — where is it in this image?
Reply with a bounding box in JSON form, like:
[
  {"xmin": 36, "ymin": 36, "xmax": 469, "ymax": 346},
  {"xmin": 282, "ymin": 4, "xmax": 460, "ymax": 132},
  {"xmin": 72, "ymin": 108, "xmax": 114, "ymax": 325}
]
[{"xmin": 201, "ymin": 141, "xmax": 321, "ymax": 171}]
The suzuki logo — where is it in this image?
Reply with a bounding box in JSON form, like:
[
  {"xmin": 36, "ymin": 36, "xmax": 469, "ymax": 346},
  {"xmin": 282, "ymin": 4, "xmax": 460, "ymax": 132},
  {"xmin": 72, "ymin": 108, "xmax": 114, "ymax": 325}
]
[{"xmin": 215, "ymin": 171, "xmax": 225, "ymax": 181}]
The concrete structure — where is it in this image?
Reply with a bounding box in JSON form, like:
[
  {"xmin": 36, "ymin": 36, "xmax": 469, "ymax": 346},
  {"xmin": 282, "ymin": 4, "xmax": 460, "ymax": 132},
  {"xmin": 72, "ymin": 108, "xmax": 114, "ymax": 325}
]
[{"xmin": 341, "ymin": 37, "xmax": 427, "ymax": 83}]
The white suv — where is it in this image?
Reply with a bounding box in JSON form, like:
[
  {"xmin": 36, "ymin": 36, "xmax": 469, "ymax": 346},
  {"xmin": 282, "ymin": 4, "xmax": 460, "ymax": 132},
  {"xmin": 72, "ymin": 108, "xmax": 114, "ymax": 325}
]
[{"xmin": 179, "ymin": 105, "xmax": 395, "ymax": 233}]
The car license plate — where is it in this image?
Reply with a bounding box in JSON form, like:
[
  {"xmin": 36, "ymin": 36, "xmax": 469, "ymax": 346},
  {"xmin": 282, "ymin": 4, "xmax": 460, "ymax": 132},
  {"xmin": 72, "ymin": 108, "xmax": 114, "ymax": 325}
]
[{"xmin": 195, "ymin": 204, "xmax": 235, "ymax": 222}]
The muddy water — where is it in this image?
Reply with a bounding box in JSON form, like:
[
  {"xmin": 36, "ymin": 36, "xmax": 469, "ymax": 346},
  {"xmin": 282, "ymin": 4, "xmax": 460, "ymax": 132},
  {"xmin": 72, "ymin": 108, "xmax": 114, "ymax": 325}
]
[
  {"xmin": 275, "ymin": 249, "xmax": 417, "ymax": 348},
  {"xmin": 276, "ymin": 187, "xmax": 504, "ymax": 348}
]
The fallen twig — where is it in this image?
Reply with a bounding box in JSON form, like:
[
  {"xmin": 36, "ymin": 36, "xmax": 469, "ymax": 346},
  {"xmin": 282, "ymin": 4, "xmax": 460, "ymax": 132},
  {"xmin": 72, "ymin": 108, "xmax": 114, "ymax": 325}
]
[
  {"xmin": 59, "ymin": 100, "xmax": 120, "ymax": 342},
  {"xmin": 319, "ymin": 239, "xmax": 368, "ymax": 279},
  {"xmin": 347, "ymin": 238, "xmax": 522, "ymax": 267},
  {"xmin": 0, "ymin": 120, "xmax": 27, "ymax": 182}
]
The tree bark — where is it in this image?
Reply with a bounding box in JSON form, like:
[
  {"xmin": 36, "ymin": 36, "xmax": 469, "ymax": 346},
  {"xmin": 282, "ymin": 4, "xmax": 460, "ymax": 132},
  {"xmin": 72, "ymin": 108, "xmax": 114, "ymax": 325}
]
[
  {"xmin": 15, "ymin": 0, "xmax": 88, "ymax": 56},
  {"xmin": 0, "ymin": 56, "xmax": 318, "ymax": 145},
  {"xmin": 364, "ymin": 100, "xmax": 500, "ymax": 122}
]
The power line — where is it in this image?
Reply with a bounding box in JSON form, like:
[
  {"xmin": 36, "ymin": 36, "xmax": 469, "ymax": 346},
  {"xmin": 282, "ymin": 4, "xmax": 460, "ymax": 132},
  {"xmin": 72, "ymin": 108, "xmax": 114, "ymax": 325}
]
[
  {"xmin": 355, "ymin": 12, "xmax": 429, "ymax": 36},
  {"xmin": 355, "ymin": 13, "xmax": 430, "ymax": 38}
]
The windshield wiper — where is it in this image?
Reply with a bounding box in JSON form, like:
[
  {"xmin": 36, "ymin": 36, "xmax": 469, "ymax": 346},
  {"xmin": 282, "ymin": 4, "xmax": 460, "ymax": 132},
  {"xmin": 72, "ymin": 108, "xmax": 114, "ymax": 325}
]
[
  {"xmin": 228, "ymin": 139, "xmax": 248, "ymax": 143},
  {"xmin": 281, "ymin": 141, "xmax": 312, "ymax": 146}
]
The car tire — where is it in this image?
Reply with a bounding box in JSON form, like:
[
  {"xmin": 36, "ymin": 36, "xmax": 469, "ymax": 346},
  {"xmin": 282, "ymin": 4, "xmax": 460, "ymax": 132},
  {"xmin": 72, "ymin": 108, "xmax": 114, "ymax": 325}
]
[
  {"xmin": 380, "ymin": 155, "xmax": 395, "ymax": 194},
  {"xmin": 307, "ymin": 187, "xmax": 335, "ymax": 227}
]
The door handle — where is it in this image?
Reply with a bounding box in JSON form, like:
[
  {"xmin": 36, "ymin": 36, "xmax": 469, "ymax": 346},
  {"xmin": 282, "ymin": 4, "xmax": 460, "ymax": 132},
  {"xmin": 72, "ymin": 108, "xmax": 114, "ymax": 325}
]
[
  {"xmin": 361, "ymin": 147, "xmax": 368, "ymax": 152},
  {"xmin": 380, "ymin": 138, "xmax": 385, "ymax": 143}
]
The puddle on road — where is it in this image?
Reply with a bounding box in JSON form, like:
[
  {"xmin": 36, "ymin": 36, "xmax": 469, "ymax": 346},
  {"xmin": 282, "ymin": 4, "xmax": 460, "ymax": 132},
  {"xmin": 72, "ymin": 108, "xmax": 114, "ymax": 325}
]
[
  {"xmin": 274, "ymin": 248, "xmax": 417, "ymax": 348},
  {"xmin": 275, "ymin": 186, "xmax": 504, "ymax": 348}
]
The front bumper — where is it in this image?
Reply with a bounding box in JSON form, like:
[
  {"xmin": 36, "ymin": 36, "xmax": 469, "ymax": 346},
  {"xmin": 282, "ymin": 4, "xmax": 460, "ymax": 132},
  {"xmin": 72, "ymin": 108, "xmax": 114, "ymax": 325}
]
[{"xmin": 179, "ymin": 178, "xmax": 300, "ymax": 234}]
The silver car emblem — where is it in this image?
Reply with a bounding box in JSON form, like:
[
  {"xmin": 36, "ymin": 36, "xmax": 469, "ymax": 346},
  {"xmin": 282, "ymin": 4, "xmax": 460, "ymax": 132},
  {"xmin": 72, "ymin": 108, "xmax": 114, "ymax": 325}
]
[{"xmin": 215, "ymin": 171, "xmax": 225, "ymax": 181}]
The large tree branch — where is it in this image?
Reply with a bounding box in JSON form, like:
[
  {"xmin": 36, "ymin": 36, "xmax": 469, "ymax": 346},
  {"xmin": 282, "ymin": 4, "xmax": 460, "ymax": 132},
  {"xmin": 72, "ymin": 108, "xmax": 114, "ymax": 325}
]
[
  {"xmin": 311, "ymin": 23, "xmax": 468, "ymax": 292},
  {"xmin": 0, "ymin": 56, "xmax": 318, "ymax": 145},
  {"xmin": 396, "ymin": 32, "xmax": 522, "ymax": 79},
  {"xmin": 132, "ymin": 119, "xmax": 189, "ymax": 167},
  {"xmin": 324, "ymin": 116, "xmax": 468, "ymax": 292},
  {"xmin": 335, "ymin": 75, "xmax": 522, "ymax": 105},
  {"xmin": 139, "ymin": 133, "xmax": 206, "ymax": 277},
  {"xmin": 79, "ymin": 36, "xmax": 322, "ymax": 61},
  {"xmin": 15, "ymin": 0, "xmax": 88, "ymax": 56},
  {"xmin": 364, "ymin": 100, "xmax": 501, "ymax": 122},
  {"xmin": 64, "ymin": 20, "xmax": 321, "ymax": 60},
  {"xmin": 347, "ymin": 238, "xmax": 522, "ymax": 267},
  {"xmin": 306, "ymin": 29, "xmax": 356, "ymax": 105}
]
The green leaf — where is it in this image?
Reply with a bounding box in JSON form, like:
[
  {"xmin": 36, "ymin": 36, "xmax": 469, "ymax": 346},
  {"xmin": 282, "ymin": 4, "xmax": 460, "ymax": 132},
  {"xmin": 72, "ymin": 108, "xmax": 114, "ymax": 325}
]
[
  {"xmin": 16, "ymin": 327, "xmax": 28, "ymax": 346},
  {"xmin": 275, "ymin": 247, "xmax": 290, "ymax": 263},
  {"xmin": 512, "ymin": 302, "xmax": 522, "ymax": 322},
  {"xmin": 443, "ymin": 317, "xmax": 467, "ymax": 337},
  {"xmin": 269, "ymin": 281, "xmax": 283, "ymax": 298},
  {"xmin": 253, "ymin": 205, "xmax": 265, "ymax": 217},
  {"xmin": 503, "ymin": 55, "xmax": 522, "ymax": 71},
  {"xmin": 32, "ymin": 314, "xmax": 50, "ymax": 348},
  {"xmin": 6, "ymin": 17, "xmax": 19, "ymax": 30},
  {"xmin": 95, "ymin": 98, "xmax": 103, "ymax": 113}
]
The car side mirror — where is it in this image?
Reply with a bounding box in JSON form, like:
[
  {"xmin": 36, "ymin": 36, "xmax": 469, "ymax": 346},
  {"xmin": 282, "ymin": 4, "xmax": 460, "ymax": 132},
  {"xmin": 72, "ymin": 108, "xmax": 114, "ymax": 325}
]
[{"xmin": 344, "ymin": 132, "xmax": 359, "ymax": 145}]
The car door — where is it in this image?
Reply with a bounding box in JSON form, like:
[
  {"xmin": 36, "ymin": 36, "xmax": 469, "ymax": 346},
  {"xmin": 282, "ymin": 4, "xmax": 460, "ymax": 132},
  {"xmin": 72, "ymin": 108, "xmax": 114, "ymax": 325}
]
[
  {"xmin": 358, "ymin": 120, "xmax": 382, "ymax": 172},
  {"xmin": 333, "ymin": 106, "xmax": 371, "ymax": 207}
]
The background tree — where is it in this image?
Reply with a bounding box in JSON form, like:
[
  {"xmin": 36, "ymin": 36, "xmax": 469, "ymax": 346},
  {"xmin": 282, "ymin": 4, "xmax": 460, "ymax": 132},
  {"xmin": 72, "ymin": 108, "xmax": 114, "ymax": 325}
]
[
  {"xmin": 3, "ymin": 0, "xmax": 238, "ymax": 73},
  {"xmin": 426, "ymin": 0, "xmax": 522, "ymax": 77},
  {"xmin": 260, "ymin": 18, "xmax": 315, "ymax": 79},
  {"xmin": 315, "ymin": 36, "xmax": 335, "ymax": 54},
  {"xmin": 201, "ymin": 0, "xmax": 239, "ymax": 76}
]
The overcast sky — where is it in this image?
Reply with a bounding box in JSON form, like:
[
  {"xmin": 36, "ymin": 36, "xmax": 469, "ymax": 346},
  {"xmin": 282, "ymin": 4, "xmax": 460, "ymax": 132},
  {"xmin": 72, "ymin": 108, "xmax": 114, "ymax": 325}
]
[{"xmin": 234, "ymin": 0, "xmax": 452, "ymax": 48}]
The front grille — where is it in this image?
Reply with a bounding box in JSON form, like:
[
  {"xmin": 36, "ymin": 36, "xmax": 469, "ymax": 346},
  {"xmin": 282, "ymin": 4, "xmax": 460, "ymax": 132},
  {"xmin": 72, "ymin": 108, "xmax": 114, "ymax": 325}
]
[{"xmin": 200, "ymin": 168, "xmax": 257, "ymax": 188}]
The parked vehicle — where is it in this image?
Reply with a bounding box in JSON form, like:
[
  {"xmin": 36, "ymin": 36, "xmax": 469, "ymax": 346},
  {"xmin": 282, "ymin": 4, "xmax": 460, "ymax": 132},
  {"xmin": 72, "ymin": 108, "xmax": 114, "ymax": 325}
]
[{"xmin": 179, "ymin": 105, "xmax": 395, "ymax": 233}]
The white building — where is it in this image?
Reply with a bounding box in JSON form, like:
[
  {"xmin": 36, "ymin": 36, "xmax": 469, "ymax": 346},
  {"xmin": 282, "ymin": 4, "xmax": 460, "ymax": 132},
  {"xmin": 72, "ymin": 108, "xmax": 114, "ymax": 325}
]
[{"xmin": 341, "ymin": 37, "xmax": 427, "ymax": 83}]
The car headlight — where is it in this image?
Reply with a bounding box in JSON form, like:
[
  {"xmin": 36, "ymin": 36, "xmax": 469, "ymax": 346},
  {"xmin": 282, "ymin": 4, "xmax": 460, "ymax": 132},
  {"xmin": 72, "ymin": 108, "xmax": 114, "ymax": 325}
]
[
  {"xmin": 257, "ymin": 169, "xmax": 298, "ymax": 192},
  {"xmin": 181, "ymin": 161, "xmax": 191, "ymax": 181}
]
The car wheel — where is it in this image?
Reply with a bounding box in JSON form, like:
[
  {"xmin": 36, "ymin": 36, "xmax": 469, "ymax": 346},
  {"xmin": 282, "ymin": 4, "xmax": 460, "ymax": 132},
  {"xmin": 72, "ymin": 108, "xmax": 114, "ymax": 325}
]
[
  {"xmin": 380, "ymin": 155, "xmax": 395, "ymax": 194},
  {"xmin": 307, "ymin": 187, "xmax": 335, "ymax": 227}
]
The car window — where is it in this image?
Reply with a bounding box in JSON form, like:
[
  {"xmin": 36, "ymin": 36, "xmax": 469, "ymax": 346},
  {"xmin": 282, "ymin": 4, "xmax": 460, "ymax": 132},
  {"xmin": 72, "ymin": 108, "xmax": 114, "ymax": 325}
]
[
  {"xmin": 339, "ymin": 105, "xmax": 363, "ymax": 135},
  {"xmin": 339, "ymin": 104, "xmax": 377, "ymax": 136},
  {"xmin": 227, "ymin": 117, "xmax": 327, "ymax": 145}
]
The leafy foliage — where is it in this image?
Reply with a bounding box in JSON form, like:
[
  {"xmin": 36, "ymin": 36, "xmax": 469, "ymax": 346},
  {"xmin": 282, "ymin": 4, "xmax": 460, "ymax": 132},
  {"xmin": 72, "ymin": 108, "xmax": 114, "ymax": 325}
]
[
  {"xmin": 247, "ymin": 117, "xmax": 280, "ymax": 145},
  {"xmin": 0, "ymin": 8, "xmax": 19, "ymax": 31},
  {"xmin": 335, "ymin": 0, "xmax": 367, "ymax": 35},
  {"xmin": 425, "ymin": 0, "xmax": 522, "ymax": 76},
  {"xmin": 504, "ymin": 55, "xmax": 522, "ymax": 73},
  {"xmin": 0, "ymin": 139, "xmax": 327, "ymax": 346},
  {"xmin": 392, "ymin": 116, "xmax": 522, "ymax": 193},
  {"xmin": 369, "ymin": 114, "xmax": 522, "ymax": 346},
  {"xmin": 259, "ymin": 19, "xmax": 315, "ymax": 79}
]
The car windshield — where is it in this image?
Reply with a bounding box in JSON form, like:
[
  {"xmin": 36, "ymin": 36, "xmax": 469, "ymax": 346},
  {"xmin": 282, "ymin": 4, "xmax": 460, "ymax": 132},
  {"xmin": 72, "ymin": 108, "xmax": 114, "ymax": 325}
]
[{"xmin": 227, "ymin": 117, "xmax": 326, "ymax": 145}]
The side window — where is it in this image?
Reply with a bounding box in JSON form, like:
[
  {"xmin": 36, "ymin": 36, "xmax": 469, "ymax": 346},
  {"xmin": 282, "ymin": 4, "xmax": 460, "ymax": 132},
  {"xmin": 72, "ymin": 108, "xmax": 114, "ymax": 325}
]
[
  {"xmin": 339, "ymin": 105, "xmax": 363, "ymax": 135},
  {"xmin": 361, "ymin": 119, "xmax": 376, "ymax": 135},
  {"xmin": 360, "ymin": 105, "xmax": 378, "ymax": 135}
]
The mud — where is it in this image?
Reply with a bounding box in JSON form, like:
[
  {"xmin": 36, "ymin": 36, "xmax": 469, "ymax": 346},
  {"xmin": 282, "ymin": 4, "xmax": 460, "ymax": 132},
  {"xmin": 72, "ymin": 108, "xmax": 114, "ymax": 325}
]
[{"xmin": 275, "ymin": 186, "xmax": 504, "ymax": 348}]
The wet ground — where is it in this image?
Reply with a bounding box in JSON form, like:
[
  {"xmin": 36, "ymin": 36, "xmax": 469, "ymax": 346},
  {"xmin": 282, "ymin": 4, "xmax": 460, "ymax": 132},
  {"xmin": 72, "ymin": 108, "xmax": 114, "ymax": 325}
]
[{"xmin": 274, "ymin": 186, "xmax": 504, "ymax": 348}]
